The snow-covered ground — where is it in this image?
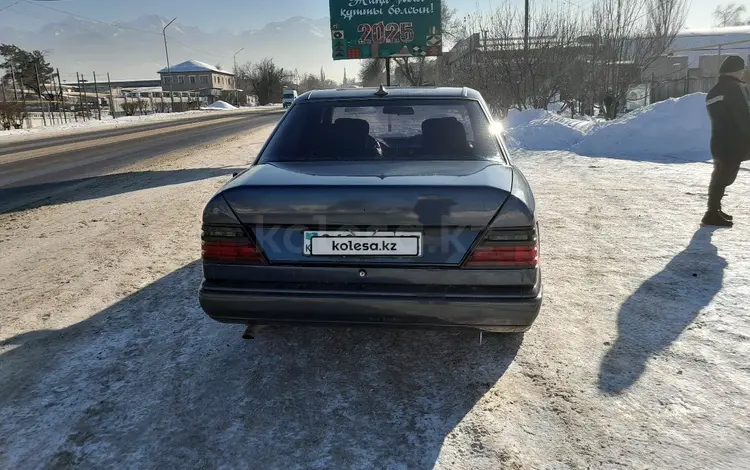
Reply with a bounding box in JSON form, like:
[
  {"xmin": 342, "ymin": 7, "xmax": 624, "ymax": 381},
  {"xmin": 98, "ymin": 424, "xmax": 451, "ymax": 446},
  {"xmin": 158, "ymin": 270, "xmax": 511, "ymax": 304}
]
[
  {"xmin": 0, "ymin": 117, "xmax": 748, "ymax": 467},
  {"xmin": 0, "ymin": 104, "xmax": 282, "ymax": 142},
  {"xmin": 505, "ymin": 93, "xmax": 711, "ymax": 162}
]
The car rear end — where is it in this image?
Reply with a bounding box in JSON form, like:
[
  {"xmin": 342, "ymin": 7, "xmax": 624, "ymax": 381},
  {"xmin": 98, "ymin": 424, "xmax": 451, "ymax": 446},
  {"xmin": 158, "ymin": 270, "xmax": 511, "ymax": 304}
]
[{"xmin": 199, "ymin": 88, "xmax": 542, "ymax": 333}]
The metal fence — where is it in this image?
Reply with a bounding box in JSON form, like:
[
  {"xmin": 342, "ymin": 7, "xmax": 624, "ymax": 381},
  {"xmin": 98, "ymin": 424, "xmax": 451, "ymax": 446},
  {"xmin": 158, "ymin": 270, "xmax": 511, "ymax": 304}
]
[
  {"xmin": 1, "ymin": 68, "xmax": 208, "ymax": 131},
  {"xmin": 650, "ymin": 76, "xmax": 718, "ymax": 103}
]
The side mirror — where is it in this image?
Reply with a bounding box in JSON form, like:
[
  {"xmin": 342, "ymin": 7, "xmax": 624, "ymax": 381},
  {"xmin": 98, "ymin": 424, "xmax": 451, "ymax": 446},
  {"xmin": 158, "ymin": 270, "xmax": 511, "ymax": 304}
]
[{"xmin": 232, "ymin": 172, "xmax": 238, "ymax": 178}]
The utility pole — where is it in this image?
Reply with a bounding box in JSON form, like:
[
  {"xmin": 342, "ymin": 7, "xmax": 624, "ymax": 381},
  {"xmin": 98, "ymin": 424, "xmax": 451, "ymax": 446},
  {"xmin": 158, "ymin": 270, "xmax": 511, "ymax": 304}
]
[
  {"xmin": 50, "ymin": 72, "xmax": 61, "ymax": 124},
  {"xmin": 56, "ymin": 68, "xmax": 67, "ymax": 123},
  {"xmin": 385, "ymin": 58, "xmax": 391, "ymax": 86},
  {"xmin": 163, "ymin": 17, "xmax": 177, "ymax": 112},
  {"xmin": 524, "ymin": 0, "xmax": 530, "ymax": 51},
  {"xmin": 233, "ymin": 47, "xmax": 244, "ymax": 106},
  {"xmin": 33, "ymin": 63, "xmax": 47, "ymax": 126},
  {"xmin": 523, "ymin": 0, "xmax": 530, "ymax": 109},
  {"xmin": 615, "ymin": 0, "xmax": 622, "ymax": 97},
  {"xmin": 107, "ymin": 73, "xmax": 116, "ymax": 119},
  {"xmin": 10, "ymin": 63, "xmax": 18, "ymax": 101},
  {"xmin": 81, "ymin": 74, "xmax": 90, "ymax": 120},
  {"xmin": 76, "ymin": 72, "xmax": 84, "ymax": 121},
  {"xmin": 19, "ymin": 76, "xmax": 27, "ymax": 128},
  {"xmin": 93, "ymin": 71, "xmax": 102, "ymax": 120},
  {"xmin": 47, "ymin": 73, "xmax": 56, "ymax": 125}
]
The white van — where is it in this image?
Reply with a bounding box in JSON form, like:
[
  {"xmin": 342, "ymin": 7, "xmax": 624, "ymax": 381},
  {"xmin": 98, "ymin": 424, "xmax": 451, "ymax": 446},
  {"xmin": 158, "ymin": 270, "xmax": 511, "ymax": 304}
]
[{"xmin": 282, "ymin": 89, "xmax": 298, "ymax": 108}]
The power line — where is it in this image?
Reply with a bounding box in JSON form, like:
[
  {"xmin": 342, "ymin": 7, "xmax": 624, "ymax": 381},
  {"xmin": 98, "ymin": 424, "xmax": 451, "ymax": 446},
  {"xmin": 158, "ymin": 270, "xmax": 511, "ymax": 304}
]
[
  {"xmin": 5, "ymin": 4, "xmax": 164, "ymax": 52},
  {"xmin": 22, "ymin": 0, "xmax": 161, "ymax": 36},
  {"xmin": 0, "ymin": 1, "xmax": 21, "ymax": 13},
  {"xmin": 20, "ymin": 0, "xmax": 229, "ymax": 61},
  {"xmin": 170, "ymin": 38, "xmax": 229, "ymax": 61}
]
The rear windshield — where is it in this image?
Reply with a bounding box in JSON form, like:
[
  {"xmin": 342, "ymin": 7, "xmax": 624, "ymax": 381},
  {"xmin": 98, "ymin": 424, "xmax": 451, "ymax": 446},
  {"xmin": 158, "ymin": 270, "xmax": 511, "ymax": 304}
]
[
  {"xmin": 283, "ymin": 92, "xmax": 296, "ymax": 98},
  {"xmin": 258, "ymin": 99, "xmax": 504, "ymax": 162}
]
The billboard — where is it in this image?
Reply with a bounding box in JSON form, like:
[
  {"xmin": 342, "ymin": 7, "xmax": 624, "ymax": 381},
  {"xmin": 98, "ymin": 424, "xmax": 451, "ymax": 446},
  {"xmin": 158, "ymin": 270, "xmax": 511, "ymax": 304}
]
[{"xmin": 329, "ymin": 0, "xmax": 442, "ymax": 60}]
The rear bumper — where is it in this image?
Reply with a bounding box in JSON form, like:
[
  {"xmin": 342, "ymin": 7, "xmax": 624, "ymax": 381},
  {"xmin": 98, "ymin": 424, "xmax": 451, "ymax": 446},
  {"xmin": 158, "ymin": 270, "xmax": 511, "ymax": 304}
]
[{"xmin": 199, "ymin": 281, "xmax": 542, "ymax": 333}]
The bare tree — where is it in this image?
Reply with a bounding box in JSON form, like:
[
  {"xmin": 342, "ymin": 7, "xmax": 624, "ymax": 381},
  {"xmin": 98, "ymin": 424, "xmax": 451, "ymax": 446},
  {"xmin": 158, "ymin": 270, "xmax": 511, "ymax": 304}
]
[
  {"xmin": 446, "ymin": 3, "xmax": 586, "ymax": 112},
  {"xmin": 359, "ymin": 58, "xmax": 385, "ymax": 86},
  {"xmin": 237, "ymin": 58, "xmax": 291, "ymax": 105},
  {"xmin": 589, "ymin": 0, "xmax": 688, "ymax": 116},
  {"xmin": 296, "ymin": 72, "xmax": 338, "ymax": 93},
  {"xmin": 394, "ymin": 2, "xmax": 460, "ymax": 86},
  {"xmin": 713, "ymin": 3, "xmax": 748, "ymax": 27},
  {"xmin": 0, "ymin": 102, "xmax": 24, "ymax": 130},
  {"xmin": 442, "ymin": 0, "xmax": 686, "ymax": 117},
  {"xmin": 136, "ymin": 98, "xmax": 150, "ymax": 115}
]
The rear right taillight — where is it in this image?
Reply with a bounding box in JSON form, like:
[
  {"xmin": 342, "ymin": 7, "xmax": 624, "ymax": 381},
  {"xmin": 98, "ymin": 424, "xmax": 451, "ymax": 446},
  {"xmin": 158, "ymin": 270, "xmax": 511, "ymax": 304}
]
[
  {"xmin": 464, "ymin": 227, "xmax": 539, "ymax": 268},
  {"xmin": 201, "ymin": 225, "xmax": 265, "ymax": 264}
]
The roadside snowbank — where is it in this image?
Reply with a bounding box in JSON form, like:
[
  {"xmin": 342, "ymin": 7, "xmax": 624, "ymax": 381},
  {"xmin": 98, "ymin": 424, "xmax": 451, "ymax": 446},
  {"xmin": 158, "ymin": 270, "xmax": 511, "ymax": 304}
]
[
  {"xmin": 0, "ymin": 106, "xmax": 275, "ymax": 141},
  {"xmin": 0, "ymin": 111, "xmax": 205, "ymax": 139},
  {"xmin": 201, "ymin": 100, "xmax": 236, "ymax": 111},
  {"xmin": 505, "ymin": 93, "xmax": 711, "ymax": 161}
]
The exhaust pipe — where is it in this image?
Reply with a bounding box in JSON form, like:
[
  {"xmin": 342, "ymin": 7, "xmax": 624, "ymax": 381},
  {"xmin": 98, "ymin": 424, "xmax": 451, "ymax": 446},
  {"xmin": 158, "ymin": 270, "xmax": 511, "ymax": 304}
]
[{"xmin": 241, "ymin": 323, "xmax": 265, "ymax": 340}]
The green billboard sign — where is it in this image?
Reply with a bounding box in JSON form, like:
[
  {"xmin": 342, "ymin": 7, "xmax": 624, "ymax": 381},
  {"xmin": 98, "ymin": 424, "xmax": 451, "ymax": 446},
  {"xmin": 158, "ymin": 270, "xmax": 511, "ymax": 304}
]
[{"xmin": 329, "ymin": 0, "xmax": 442, "ymax": 60}]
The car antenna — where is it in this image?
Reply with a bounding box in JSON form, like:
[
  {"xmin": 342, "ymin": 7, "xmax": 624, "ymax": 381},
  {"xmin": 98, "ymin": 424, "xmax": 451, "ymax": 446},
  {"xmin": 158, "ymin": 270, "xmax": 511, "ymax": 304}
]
[{"xmin": 375, "ymin": 84, "xmax": 388, "ymax": 97}]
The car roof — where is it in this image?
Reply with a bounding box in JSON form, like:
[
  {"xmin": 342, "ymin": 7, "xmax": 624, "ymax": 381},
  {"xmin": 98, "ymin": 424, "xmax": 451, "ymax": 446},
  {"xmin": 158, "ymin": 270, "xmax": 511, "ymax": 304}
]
[{"xmin": 297, "ymin": 86, "xmax": 483, "ymax": 102}]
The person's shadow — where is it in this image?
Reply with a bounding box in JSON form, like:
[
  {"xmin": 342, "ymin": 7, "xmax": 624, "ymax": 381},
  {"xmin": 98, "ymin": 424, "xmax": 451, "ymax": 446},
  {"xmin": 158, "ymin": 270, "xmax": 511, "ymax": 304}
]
[{"xmin": 599, "ymin": 226, "xmax": 727, "ymax": 394}]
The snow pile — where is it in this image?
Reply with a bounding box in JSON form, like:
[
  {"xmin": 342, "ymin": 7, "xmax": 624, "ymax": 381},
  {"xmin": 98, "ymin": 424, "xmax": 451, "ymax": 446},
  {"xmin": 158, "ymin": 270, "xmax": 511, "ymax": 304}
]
[
  {"xmin": 505, "ymin": 109, "xmax": 598, "ymax": 151},
  {"xmin": 573, "ymin": 93, "xmax": 710, "ymax": 160},
  {"xmin": 201, "ymin": 100, "xmax": 236, "ymax": 111},
  {"xmin": 504, "ymin": 108, "xmax": 549, "ymax": 128},
  {"xmin": 504, "ymin": 93, "xmax": 711, "ymax": 161}
]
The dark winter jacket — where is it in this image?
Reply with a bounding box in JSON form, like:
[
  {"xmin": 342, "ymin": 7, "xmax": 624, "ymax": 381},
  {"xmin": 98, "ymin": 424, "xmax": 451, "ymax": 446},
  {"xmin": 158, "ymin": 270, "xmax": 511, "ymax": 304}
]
[{"xmin": 706, "ymin": 75, "xmax": 750, "ymax": 162}]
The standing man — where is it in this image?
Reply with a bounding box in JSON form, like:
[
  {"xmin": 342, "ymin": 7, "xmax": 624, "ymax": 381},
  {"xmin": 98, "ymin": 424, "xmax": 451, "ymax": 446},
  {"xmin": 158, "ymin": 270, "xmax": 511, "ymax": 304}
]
[{"xmin": 703, "ymin": 55, "xmax": 750, "ymax": 227}]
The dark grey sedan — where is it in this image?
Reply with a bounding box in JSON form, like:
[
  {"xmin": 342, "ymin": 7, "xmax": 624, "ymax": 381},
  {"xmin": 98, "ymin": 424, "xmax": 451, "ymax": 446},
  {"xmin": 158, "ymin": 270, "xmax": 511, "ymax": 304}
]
[{"xmin": 199, "ymin": 86, "xmax": 542, "ymax": 334}]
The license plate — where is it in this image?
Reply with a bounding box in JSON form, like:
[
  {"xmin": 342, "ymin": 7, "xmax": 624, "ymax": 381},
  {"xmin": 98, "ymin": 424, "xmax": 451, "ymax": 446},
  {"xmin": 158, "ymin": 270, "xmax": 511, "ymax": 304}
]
[{"xmin": 304, "ymin": 231, "xmax": 422, "ymax": 256}]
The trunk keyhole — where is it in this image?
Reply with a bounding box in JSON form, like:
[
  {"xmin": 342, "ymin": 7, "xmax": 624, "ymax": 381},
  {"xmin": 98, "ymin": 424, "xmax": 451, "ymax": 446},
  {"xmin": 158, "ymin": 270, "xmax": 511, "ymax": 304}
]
[{"xmin": 358, "ymin": 270, "xmax": 367, "ymax": 278}]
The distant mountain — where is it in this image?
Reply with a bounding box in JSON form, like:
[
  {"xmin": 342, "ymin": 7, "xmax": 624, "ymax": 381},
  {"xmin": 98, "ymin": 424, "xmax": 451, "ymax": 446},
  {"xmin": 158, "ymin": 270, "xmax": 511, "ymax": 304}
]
[{"xmin": 1, "ymin": 15, "xmax": 350, "ymax": 83}]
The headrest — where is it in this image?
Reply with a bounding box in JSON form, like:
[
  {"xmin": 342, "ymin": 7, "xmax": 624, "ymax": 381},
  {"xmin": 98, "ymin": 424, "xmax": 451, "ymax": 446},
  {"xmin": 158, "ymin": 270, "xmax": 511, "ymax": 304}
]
[
  {"xmin": 334, "ymin": 118, "xmax": 370, "ymax": 136},
  {"xmin": 421, "ymin": 117, "xmax": 469, "ymax": 154}
]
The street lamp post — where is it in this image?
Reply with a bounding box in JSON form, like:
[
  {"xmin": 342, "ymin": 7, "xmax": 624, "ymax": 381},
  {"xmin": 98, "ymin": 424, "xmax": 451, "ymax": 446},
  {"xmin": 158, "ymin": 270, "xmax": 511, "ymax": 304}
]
[
  {"xmin": 163, "ymin": 17, "xmax": 177, "ymax": 112},
  {"xmin": 233, "ymin": 47, "xmax": 244, "ymax": 107}
]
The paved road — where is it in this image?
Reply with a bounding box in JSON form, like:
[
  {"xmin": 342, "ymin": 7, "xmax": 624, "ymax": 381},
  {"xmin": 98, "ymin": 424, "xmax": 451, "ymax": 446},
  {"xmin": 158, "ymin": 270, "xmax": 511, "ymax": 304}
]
[
  {"xmin": 0, "ymin": 110, "xmax": 283, "ymax": 213},
  {"xmin": 0, "ymin": 111, "xmax": 280, "ymax": 158}
]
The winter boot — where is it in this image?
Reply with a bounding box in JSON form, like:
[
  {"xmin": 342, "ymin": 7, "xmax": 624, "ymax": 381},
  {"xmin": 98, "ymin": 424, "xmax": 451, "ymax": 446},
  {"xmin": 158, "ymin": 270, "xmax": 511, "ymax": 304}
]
[
  {"xmin": 702, "ymin": 210, "xmax": 733, "ymax": 227},
  {"xmin": 719, "ymin": 210, "xmax": 733, "ymax": 221}
]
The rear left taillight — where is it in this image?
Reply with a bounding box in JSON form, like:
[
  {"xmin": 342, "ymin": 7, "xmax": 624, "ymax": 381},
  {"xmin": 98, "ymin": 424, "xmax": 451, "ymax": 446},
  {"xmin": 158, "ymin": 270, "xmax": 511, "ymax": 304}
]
[
  {"xmin": 201, "ymin": 225, "xmax": 265, "ymax": 264},
  {"xmin": 464, "ymin": 227, "xmax": 539, "ymax": 268}
]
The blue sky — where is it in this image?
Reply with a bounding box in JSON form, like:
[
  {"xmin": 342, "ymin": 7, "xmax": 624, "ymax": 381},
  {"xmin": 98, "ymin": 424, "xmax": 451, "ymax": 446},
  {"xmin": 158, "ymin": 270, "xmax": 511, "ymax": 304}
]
[{"xmin": 0, "ymin": 0, "xmax": 745, "ymax": 31}]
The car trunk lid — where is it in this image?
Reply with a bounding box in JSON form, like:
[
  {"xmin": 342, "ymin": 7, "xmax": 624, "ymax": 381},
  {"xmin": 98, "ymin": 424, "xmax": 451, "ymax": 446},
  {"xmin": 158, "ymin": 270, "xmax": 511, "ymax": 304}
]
[{"xmin": 221, "ymin": 161, "xmax": 513, "ymax": 265}]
